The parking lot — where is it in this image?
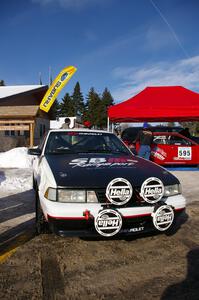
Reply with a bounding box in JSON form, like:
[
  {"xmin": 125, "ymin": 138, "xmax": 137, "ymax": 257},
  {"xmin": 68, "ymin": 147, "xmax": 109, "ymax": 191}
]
[{"xmin": 0, "ymin": 168, "xmax": 199, "ymax": 300}]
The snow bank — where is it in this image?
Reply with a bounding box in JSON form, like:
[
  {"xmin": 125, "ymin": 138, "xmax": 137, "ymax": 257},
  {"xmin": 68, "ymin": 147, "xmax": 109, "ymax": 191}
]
[
  {"xmin": 0, "ymin": 147, "xmax": 33, "ymax": 168},
  {"xmin": 0, "ymin": 168, "xmax": 33, "ymax": 192}
]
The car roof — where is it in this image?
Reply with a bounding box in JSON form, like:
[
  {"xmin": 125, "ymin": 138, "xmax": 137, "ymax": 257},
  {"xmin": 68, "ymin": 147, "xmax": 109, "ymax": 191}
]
[
  {"xmin": 152, "ymin": 132, "xmax": 186, "ymax": 136},
  {"xmin": 122, "ymin": 126, "xmax": 183, "ymax": 131},
  {"xmin": 153, "ymin": 131, "xmax": 179, "ymax": 135},
  {"xmin": 48, "ymin": 129, "xmax": 112, "ymax": 134},
  {"xmin": 152, "ymin": 132, "xmax": 198, "ymax": 144}
]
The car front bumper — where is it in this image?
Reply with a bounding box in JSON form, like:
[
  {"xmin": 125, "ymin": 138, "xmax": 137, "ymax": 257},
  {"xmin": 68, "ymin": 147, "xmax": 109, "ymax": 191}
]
[
  {"xmin": 47, "ymin": 208, "xmax": 185, "ymax": 237},
  {"xmin": 39, "ymin": 192, "xmax": 186, "ymax": 237}
]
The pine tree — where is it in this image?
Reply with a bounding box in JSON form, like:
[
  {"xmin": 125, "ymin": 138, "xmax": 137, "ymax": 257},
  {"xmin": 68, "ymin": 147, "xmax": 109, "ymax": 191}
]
[
  {"xmin": 100, "ymin": 88, "xmax": 114, "ymax": 128},
  {"xmin": 195, "ymin": 122, "xmax": 199, "ymax": 136},
  {"xmin": 59, "ymin": 93, "xmax": 75, "ymax": 117},
  {"xmin": 97, "ymin": 98, "xmax": 107, "ymax": 129},
  {"xmin": 71, "ymin": 82, "xmax": 85, "ymax": 116},
  {"xmin": 101, "ymin": 87, "xmax": 114, "ymax": 108},
  {"xmin": 179, "ymin": 121, "xmax": 199, "ymax": 136},
  {"xmin": 49, "ymin": 99, "xmax": 60, "ymax": 119},
  {"xmin": 86, "ymin": 87, "xmax": 101, "ymax": 128},
  {"xmin": 0, "ymin": 80, "xmax": 5, "ymax": 86}
]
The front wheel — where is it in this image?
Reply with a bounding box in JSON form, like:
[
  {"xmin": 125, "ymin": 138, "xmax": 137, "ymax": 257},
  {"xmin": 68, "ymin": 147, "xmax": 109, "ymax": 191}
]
[{"xmin": 35, "ymin": 191, "xmax": 50, "ymax": 234}]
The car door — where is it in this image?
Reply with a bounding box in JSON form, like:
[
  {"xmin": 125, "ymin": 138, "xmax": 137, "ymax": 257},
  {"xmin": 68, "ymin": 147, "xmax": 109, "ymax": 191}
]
[
  {"xmin": 159, "ymin": 134, "xmax": 199, "ymax": 165},
  {"xmin": 151, "ymin": 133, "xmax": 198, "ymax": 165},
  {"xmin": 166, "ymin": 134, "xmax": 199, "ymax": 164},
  {"xmin": 150, "ymin": 135, "xmax": 170, "ymax": 164}
]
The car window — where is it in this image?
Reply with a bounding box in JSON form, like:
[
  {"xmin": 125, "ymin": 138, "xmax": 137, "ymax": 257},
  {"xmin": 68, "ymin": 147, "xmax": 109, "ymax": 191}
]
[
  {"xmin": 121, "ymin": 126, "xmax": 183, "ymax": 142},
  {"xmin": 153, "ymin": 136, "xmax": 167, "ymax": 145},
  {"xmin": 121, "ymin": 127, "xmax": 142, "ymax": 142},
  {"xmin": 167, "ymin": 135, "xmax": 192, "ymax": 146},
  {"xmin": 45, "ymin": 132, "xmax": 131, "ymax": 155}
]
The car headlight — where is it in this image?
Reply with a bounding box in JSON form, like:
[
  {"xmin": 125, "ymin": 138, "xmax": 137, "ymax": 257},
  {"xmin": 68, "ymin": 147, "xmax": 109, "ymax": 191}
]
[
  {"xmin": 58, "ymin": 189, "xmax": 98, "ymax": 203},
  {"xmin": 87, "ymin": 191, "xmax": 98, "ymax": 203},
  {"xmin": 58, "ymin": 190, "xmax": 85, "ymax": 203},
  {"xmin": 44, "ymin": 188, "xmax": 99, "ymax": 203},
  {"xmin": 164, "ymin": 184, "xmax": 181, "ymax": 197},
  {"xmin": 44, "ymin": 187, "xmax": 57, "ymax": 201}
]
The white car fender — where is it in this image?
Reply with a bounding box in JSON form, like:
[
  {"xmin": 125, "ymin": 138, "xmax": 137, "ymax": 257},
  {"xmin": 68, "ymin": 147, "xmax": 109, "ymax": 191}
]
[{"xmin": 37, "ymin": 157, "xmax": 57, "ymax": 195}]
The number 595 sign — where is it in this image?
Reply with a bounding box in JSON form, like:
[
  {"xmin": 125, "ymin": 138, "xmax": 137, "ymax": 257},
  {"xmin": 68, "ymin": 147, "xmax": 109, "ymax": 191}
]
[{"xmin": 178, "ymin": 147, "xmax": 192, "ymax": 159}]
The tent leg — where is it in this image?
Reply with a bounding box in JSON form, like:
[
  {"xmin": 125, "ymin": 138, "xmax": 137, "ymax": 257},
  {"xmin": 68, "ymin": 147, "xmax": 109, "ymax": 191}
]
[
  {"xmin": 107, "ymin": 117, "xmax": 110, "ymax": 132},
  {"xmin": 111, "ymin": 123, "xmax": 114, "ymax": 133}
]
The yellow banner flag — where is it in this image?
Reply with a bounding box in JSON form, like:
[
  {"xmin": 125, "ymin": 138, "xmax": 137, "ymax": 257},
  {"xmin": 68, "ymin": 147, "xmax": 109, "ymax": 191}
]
[{"xmin": 40, "ymin": 66, "xmax": 77, "ymax": 112}]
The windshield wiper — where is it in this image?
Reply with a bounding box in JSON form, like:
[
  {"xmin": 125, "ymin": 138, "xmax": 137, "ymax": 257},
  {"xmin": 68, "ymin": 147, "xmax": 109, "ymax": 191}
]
[
  {"xmin": 111, "ymin": 151, "xmax": 130, "ymax": 155},
  {"xmin": 46, "ymin": 149, "xmax": 76, "ymax": 154},
  {"xmin": 75, "ymin": 149, "xmax": 113, "ymax": 153},
  {"xmin": 46, "ymin": 149, "xmax": 129, "ymax": 155}
]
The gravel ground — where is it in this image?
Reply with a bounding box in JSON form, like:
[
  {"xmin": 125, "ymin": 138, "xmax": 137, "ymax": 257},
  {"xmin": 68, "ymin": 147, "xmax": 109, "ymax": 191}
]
[{"xmin": 0, "ymin": 168, "xmax": 198, "ymax": 300}]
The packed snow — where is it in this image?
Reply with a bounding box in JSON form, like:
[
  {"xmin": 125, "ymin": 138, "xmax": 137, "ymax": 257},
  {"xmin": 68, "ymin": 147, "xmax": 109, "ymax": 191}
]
[
  {"xmin": 0, "ymin": 147, "xmax": 34, "ymax": 192},
  {"xmin": 0, "ymin": 147, "xmax": 33, "ymax": 168},
  {"xmin": 0, "ymin": 168, "xmax": 33, "ymax": 192}
]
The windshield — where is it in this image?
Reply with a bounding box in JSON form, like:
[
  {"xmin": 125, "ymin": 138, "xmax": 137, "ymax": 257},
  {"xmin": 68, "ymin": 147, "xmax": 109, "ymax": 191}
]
[{"xmin": 45, "ymin": 131, "xmax": 130, "ymax": 155}]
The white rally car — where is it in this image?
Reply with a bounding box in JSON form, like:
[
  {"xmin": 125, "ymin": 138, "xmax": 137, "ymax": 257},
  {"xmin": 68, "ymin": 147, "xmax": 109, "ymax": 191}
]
[{"xmin": 28, "ymin": 129, "xmax": 186, "ymax": 237}]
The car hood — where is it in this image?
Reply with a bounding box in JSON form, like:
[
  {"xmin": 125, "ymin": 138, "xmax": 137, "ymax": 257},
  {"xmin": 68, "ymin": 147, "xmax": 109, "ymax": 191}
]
[{"xmin": 45, "ymin": 153, "xmax": 179, "ymax": 188}]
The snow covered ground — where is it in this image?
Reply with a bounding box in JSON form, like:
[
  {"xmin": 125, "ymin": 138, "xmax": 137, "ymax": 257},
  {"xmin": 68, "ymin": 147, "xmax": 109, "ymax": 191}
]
[
  {"xmin": 0, "ymin": 168, "xmax": 32, "ymax": 192},
  {"xmin": 0, "ymin": 147, "xmax": 33, "ymax": 192},
  {"xmin": 0, "ymin": 148, "xmax": 35, "ymax": 241},
  {"xmin": 0, "ymin": 147, "xmax": 34, "ymax": 169}
]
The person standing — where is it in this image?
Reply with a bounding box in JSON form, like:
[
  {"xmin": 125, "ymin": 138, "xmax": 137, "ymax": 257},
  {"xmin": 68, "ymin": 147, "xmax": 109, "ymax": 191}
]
[
  {"xmin": 61, "ymin": 117, "xmax": 71, "ymax": 129},
  {"xmin": 134, "ymin": 122, "xmax": 153, "ymax": 160}
]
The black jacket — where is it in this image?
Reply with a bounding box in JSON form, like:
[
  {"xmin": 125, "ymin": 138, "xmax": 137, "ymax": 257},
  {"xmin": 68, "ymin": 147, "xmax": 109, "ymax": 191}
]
[{"xmin": 135, "ymin": 129, "xmax": 153, "ymax": 146}]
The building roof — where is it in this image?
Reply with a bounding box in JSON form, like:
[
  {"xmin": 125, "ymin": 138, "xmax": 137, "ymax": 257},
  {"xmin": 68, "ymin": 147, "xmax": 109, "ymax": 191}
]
[
  {"xmin": 0, "ymin": 106, "xmax": 39, "ymax": 118},
  {"xmin": 0, "ymin": 85, "xmax": 46, "ymax": 99}
]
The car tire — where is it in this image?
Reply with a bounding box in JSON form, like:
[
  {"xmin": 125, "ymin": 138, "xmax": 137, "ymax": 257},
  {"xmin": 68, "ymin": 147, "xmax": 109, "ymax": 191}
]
[
  {"xmin": 35, "ymin": 191, "xmax": 50, "ymax": 234},
  {"xmin": 165, "ymin": 209, "xmax": 187, "ymax": 236},
  {"xmin": 33, "ymin": 176, "xmax": 36, "ymax": 190}
]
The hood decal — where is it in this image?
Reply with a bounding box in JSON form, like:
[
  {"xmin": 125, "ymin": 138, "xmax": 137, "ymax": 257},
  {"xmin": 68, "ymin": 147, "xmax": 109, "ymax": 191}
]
[{"xmin": 69, "ymin": 157, "xmax": 138, "ymax": 169}]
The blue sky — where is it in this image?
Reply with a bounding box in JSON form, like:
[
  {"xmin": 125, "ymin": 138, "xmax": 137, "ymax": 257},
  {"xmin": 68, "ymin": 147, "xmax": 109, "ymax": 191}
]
[{"xmin": 1, "ymin": 0, "xmax": 199, "ymax": 102}]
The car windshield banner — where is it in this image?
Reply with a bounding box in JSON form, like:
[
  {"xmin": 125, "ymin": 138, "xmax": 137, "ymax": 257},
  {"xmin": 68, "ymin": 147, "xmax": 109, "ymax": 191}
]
[{"xmin": 40, "ymin": 66, "xmax": 77, "ymax": 112}]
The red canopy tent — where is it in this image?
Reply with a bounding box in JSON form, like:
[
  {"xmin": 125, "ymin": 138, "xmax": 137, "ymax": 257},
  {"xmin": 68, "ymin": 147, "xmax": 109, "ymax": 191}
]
[{"xmin": 108, "ymin": 86, "xmax": 199, "ymax": 123}]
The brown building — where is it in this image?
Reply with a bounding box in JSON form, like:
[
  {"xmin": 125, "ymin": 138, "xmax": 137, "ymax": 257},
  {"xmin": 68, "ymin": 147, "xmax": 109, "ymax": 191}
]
[{"xmin": 0, "ymin": 85, "xmax": 50, "ymax": 151}]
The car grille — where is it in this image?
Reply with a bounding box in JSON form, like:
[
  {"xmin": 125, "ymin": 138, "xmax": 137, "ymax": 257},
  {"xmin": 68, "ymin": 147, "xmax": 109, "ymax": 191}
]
[
  {"xmin": 95, "ymin": 188, "xmax": 147, "ymax": 207},
  {"xmin": 95, "ymin": 189, "xmax": 107, "ymax": 203}
]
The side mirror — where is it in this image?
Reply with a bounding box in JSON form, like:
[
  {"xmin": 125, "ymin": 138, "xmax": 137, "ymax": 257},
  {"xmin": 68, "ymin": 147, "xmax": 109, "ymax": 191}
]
[{"xmin": 28, "ymin": 147, "xmax": 42, "ymax": 156}]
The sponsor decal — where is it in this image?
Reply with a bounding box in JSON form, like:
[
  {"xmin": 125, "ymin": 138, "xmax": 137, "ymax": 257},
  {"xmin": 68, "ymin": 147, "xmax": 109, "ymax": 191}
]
[
  {"xmin": 95, "ymin": 209, "xmax": 122, "ymax": 237},
  {"xmin": 151, "ymin": 151, "xmax": 165, "ymax": 161},
  {"xmin": 152, "ymin": 205, "xmax": 174, "ymax": 231},
  {"xmin": 156, "ymin": 147, "xmax": 167, "ymax": 157},
  {"xmin": 173, "ymin": 157, "xmax": 181, "ymax": 160},
  {"xmin": 78, "ymin": 132, "xmax": 103, "ymax": 136},
  {"xmin": 129, "ymin": 226, "xmax": 144, "ymax": 233},
  {"xmin": 140, "ymin": 177, "xmax": 164, "ymax": 204},
  {"xmin": 178, "ymin": 147, "xmax": 192, "ymax": 160},
  {"xmin": 40, "ymin": 66, "xmax": 77, "ymax": 112},
  {"xmin": 151, "ymin": 147, "xmax": 167, "ymax": 161},
  {"xmin": 106, "ymin": 178, "xmax": 133, "ymax": 205},
  {"xmin": 121, "ymin": 226, "xmax": 145, "ymax": 234},
  {"xmin": 69, "ymin": 157, "xmax": 137, "ymax": 168},
  {"xmin": 59, "ymin": 172, "xmax": 67, "ymax": 178}
]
